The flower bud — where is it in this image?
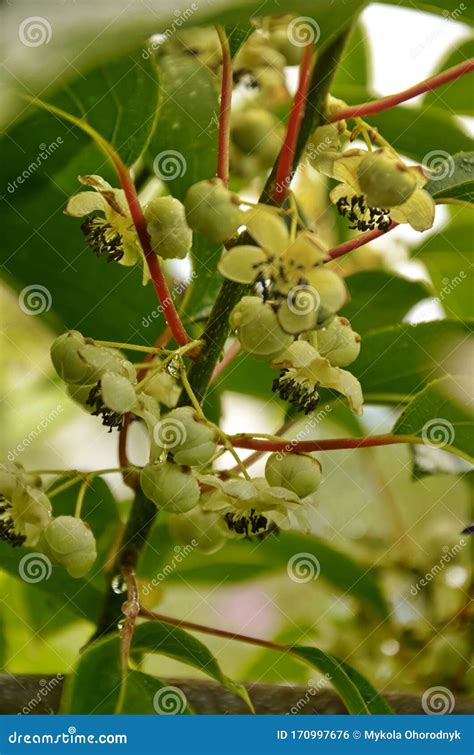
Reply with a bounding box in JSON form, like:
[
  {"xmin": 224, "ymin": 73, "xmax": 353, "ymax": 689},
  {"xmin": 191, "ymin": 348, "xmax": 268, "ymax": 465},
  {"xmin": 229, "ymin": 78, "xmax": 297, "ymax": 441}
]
[
  {"xmin": 168, "ymin": 505, "xmax": 227, "ymax": 554},
  {"xmin": 100, "ymin": 372, "xmax": 138, "ymax": 413},
  {"xmin": 185, "ymin": 178, "xmax": 242, "ymax": 243},
  {"xmin": 155, "ymin": 407, "xmax": 218, "ymax": 466},
  {"xmin": 140, "ymin": 462, "xmax": 200, "ymax": 513},
  {"xmin": 144, "ymin": 196, "xmax": 192, "ymax": 260},
  {"xmin": 143, "ymin": 371, "xmax": 180, "ymax": 408},
  {"xmin": 357, "ymin": 150, "xmax": 417, "ymax": 208},
  {"xmin": 265, "ymin": 452, "xmax": 322, "ymax": 498},
  {"xmin": 78, "ymin": 345, "xmax": 136, "ymax": 383},
  {"xmin": 42, "ymin": 516, "xmax": 96, "ymax": 578},
  {"xmin": 231, "ymin": 109, "xmax": 283, "ymax": 168},
  {"xmin": 230, "ymin": 296, "xmax": 293, "ymax": 357},
  {"xmin": 315, "ymin": 316, "xmax": 361, "ymax": 367},
  {"xmin": 50, "ymin": 331, "xmax": 93, "ymax": 384}
]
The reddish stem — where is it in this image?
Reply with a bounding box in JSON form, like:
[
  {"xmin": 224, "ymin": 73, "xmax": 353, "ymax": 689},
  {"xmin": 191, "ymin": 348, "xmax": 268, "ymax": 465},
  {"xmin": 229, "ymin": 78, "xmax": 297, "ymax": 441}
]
[
  {"xmin": 139, "ymin": 608, "xmax": 287, "ymax": 652},
  {"xmin": 325, "ymin": 222, "xmax": 397, "ymax": 261},
  {"xmin": 210, "ymin": 339, "xmax": 241, "ymax": 383},
  {"xmin": 332, "ymin": 58, "xmax": 474, "ymax": 122},
  {"xmin": 225, "ymin": 433, "xmax": 415, "ymax": 453},
  {"xmin": 271, "ymin": 45, "xmax": 314, "ymax": 204},
  {"xmin": 114, "ymin": 160, "xmax": 190, "ymax": 347},
  {"xmin": 216, "ymin": 26, "xmax": 233, "ymax": 186}
]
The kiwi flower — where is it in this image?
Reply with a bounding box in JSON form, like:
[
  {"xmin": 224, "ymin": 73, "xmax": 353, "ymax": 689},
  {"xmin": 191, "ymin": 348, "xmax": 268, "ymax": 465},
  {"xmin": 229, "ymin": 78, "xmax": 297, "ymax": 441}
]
[
  {"xmin": 0, "ymin": 463, "xmax": 51, "ymax": 547},
  {"xmin": 322, "ymin": 148, "xmax": 435, "ymax": 232}
]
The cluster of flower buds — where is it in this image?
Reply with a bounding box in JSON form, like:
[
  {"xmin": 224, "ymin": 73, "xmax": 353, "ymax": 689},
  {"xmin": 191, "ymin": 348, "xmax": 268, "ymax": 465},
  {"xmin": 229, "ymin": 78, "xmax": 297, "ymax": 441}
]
[
  {"xmin": 159, "ymin": 451, "xmax": 323, "ymax": 554},
  {"xmin": 0, "ymin": 462, "xmax": 96, "ymax": 578}
]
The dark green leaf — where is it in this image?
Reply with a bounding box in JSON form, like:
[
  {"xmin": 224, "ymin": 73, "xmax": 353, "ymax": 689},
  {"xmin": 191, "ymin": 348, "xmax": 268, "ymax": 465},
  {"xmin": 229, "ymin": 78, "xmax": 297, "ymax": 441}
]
[
  {"xmin": 424, "ymin": 152, "xmax": 474, "ymax": 205},
  {"xmin": 144, "ymin": 526, "xmax": 389, "ymax": 619},
  {"xmin": 290, "ymin": 646, "xmax": 371, "ymax": 714},
  {"xmin": 393, "ymin": 375, "xmax": 474, "ymax": 462},
  {"xmin": 424, "ymin": 39, "xmax": 474, "ymax": 116},
  {"xmin": 123, "ymin": 671, "xmax": 192, "ymax": 714},
  {"xmin": 332, "ymin": 23, "xmax": 371, "ymax": 93},
  {"xmin": 351, "ymin": 320, "xmax": 473, "ymax": 403},
  {"xmin": 333, "ymin": 656, "xmax": 394, "ymax": 713},
  {"xmin": 415, "ymin": 223, "xmax": 473, "ymax": 320},
  {"xmin": 341, "ymin": 272, "xmax": 431, "ymax": 334},
  {"xmin": 1, "ymin": 49, "xmax": 163, "ymax": 342},
  {"xmin": 132, "ymin": 621, "xmax": 253, "ymax": 710}
]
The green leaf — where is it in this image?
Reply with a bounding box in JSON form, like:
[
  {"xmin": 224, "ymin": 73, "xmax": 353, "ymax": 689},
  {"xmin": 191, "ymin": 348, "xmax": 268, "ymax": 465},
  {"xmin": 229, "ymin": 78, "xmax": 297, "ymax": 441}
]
[
  {"xmin": 332, "ymin": 23, "xmax": 371, "ymax": 93},
  {"xmin": 351, "ymin": 320, "xmax": 473, "ymax": 403},
  {"xmin": 393, "ymin": 375, "xmax": 474, "ymax": 462},
  {"xmin": 150, "ymin": 56, "xmax": 218, "ymax": 201},
  {"xmin": 0, "ymin": 49, "xmax": 162, "ymax": 342},
  {"xmin": 63, "ymin": 620, "xmax": 251, "ymax": 713},
  {"xmin": 424, "ymin": 152, "xmax": 474, "ymax": 206},
  {"xmin": 335, "ymin": 86, "xmax": 472, "ymax": 162},
  {"xmin": 123, "ymin": 671, "xmax": 192, "ymax": 714},
  {"xmin": 424, "ymin": 39, "xmax": 474, "ymax": 116},
  {"xmin": 341, "ymin": 272, "xmax": 431, "ymax": 334},
  {"xmin": 333, "ymin": 656, "xmax": 394, "ymax": 713},
  {"xmin": 130, "ymin": 621, "xmax": 254, "ymax": 711},
  {"xmin": 290, "ymin": 646, "xmax": 374, "ymax": 714},
  {"xmin": 415, "ymin": 223, "xmax": 473, "ymax": 320},
  {"xmin": 143, "ymin": 526, "xmax": 389, "ymax": 619},
  {"xmin": 0, "ymin": 541, "xmax": 102, "ymax": 622},
  {"xmin": 379, "ymin": 0, "xmax": 474, "ymax": 24}
]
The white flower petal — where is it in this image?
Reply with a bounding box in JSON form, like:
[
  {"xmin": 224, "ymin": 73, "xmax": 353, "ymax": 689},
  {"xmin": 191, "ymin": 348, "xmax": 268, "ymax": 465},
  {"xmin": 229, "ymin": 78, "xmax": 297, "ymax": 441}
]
[
  {"xmin": 390, "ymin": 187, "xmax": 435, "ymax": 231},
  {"xmin": 218, "ymin": 245, "xmax": 268, "ymax": 284},
  {"xmin": 64, "ymin": 191, "xmax": 106, "ymax": 217},
  {"xmin": 246, "ymin": 208, "xmax": 289, "ymax": 254}
]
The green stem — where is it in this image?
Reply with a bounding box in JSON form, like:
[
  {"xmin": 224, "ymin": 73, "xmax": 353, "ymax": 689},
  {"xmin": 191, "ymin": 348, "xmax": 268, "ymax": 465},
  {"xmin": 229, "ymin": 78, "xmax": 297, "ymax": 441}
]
[
  {"xmin": 181, "ymin": 28, "xmax": 351, "ymax": 406},
  {"xmin": 92, "ymin": 486, "xmax": 157, "ymax": 640}
]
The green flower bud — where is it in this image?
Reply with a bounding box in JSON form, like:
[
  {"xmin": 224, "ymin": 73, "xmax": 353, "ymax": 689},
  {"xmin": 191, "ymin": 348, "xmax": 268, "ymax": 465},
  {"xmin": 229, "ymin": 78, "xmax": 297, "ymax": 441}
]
[
  {"xmin": 315, "ymin": 316, "xmax": 361, "ymax": 367},
  {"xmin": 100, "ymin": 372, "xmax": 138, "ymax": 413},
  {"xmin": 154, "ymin": 407, "xmax": 218, "ymax": 467},
  {"xmin": 357, "ymin": 150, "xmax": 417, "ymax": 208},
  {"xmin": 265, "ymin": 452, "xmax": 322, "ymax": 497},
  {"xmin": 185, "ymin": 179, "xmax": 242, "ymax": 243},
  {"xmin": 168, "ymin": 505, "xmax": 227, "ymax": 555},
  {"xmin": 268, "ymin": 29, "xmax": 304, "ymax": 65},
  {"xmin": 50, "ymin": 331, "xmax": 93, "ymax": 384},
  {"xmin": 231, "ymin": 109, "xmax": 283, "ymax": 168},
  {"xmin": 277, "ymin": 292, "xmax": 318, "ymax": 335},
  {"xmin": 140, "ymin": 462, "xmax": 200, "ymax": 513},
  {"xmin": 305, "ymin": 268, "xmax": 347, "ymax": 320},
  {"xmin": 230, "ymin": 296, "xmax": 293, "ymax": 357},
  {"xmin": 144, "ymin": 196, "xmax": 192, "ymax": 260},
  {"xmin": 78, "ymin": 345, "xmax": 136, "ymax": 383},
  {"xmin": 42, "ymin": 516, "xmax": 97, "ymax": 578}
]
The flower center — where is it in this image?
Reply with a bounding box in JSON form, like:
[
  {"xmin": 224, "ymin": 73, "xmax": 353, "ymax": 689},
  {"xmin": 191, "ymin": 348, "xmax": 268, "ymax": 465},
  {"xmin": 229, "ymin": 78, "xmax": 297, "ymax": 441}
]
[
  {"xmin": 81, "ymin": 216, "xmax": 125, "ymax": 262},
  {"xmin": 0, "ymin": 497, "xmax": 27, "ymax": 547},
  {"xmin": 336, "ymin": 194, "xmax": 391, "ymax": 232}
]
